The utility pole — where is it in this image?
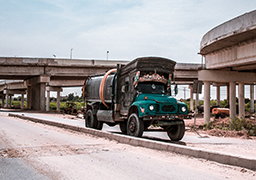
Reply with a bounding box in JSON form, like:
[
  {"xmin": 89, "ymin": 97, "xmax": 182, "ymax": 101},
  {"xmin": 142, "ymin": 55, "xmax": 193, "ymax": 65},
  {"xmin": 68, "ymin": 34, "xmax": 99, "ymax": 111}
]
[
  {"xmin": 70, "ymin": 48, "xmax": 73, "ymax": 59},
  {"xmin": 106, "ymin": 51, "xmax": 109, "ymax": 60}
]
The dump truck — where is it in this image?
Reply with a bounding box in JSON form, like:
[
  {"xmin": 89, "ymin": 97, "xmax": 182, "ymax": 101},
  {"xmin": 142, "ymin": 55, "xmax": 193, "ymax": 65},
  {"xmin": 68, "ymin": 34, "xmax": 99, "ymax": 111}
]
[{"xmin": 82, "ymin": 57, "xmax": 190, "ymax": 141}]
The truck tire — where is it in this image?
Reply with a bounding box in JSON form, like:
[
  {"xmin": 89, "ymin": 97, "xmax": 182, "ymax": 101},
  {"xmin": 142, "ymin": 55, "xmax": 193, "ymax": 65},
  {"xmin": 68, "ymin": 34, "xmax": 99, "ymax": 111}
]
[
  {"xmin": 96, "ymin": 121, "xmax": 103, "ymax": 130},
  {"xmin": 127, "ymin": 113, "xmax": 144, "ymax": 137},
  {"xmin": 85, "ymin": 110, "xmax": 97, "ymax": 128},
  {"xmin": 119, "ymin": 122, "xmax": 127, "ymax": 134},
  {"xmin": 85, "ymin": 110, "xmax": 103, "ymax": 130},
  {"xmin": 167, "ymin": 121, "xmax": 185, "ymax": 141},
  {"xmin": 221, "ymin": 113, "xmax": 226, "ymax": 118}
]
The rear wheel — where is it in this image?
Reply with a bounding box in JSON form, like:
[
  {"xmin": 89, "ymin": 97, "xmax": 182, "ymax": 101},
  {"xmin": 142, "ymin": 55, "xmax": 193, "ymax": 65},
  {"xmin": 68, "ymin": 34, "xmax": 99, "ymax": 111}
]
[
  {"xmin": 127, "ymin": 113, "xmax": 144, "ymax": 137},
  {"xmin": 119, "ymin": 121, "xmax": 127, "ymax": 134},
  {"xmin": 85, "ymin": 110, "xmax": 103, "ymax": 130},
  {"xmin": 167, "ymin": 121, "xmax": 185, "ymax": 141},
  {"xmin": 85, "ymin": 110, "xmax": 96, "ymax": 128}
]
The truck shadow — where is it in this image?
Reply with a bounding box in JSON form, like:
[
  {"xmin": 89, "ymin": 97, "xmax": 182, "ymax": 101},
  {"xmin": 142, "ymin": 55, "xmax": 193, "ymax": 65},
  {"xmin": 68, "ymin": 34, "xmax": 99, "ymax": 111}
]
[
  {"xmin": 142, "ymin": 136, "xmax": 187, "ymax": 146},
  {"xmin": 112, "ymin": 132, "xmax": 186, "ymax": 146}
]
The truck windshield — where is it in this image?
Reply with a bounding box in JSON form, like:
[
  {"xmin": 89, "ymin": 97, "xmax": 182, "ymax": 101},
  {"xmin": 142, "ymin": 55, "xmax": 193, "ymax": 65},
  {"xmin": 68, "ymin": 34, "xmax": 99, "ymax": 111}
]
[{"xmin": 137, "ymin": 83, "xmax": 166, "ymax": 94}]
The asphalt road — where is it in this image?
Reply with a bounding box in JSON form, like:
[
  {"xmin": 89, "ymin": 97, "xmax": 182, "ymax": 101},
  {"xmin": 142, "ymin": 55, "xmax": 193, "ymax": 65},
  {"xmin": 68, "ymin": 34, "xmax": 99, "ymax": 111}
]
[
  {"xmin": 0, "ymin": 113, "xmax": 255, "ymax": 180},
  {"xmin": 3, "ymin": 109, "xmax": 256, "ymax": 160}
]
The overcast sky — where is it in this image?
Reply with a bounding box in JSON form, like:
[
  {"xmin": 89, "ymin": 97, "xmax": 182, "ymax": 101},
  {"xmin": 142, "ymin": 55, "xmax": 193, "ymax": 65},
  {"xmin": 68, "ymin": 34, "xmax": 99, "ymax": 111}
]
[{"xmin": 1, "ymin": 0, "xmax": 256, "ymax": 98}]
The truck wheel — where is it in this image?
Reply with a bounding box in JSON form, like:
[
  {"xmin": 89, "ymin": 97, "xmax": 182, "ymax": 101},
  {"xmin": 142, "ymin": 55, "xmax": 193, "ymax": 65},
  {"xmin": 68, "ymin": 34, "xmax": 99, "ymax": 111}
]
[
  {"xmin": 167, "ymin": 121, "xmax": 185, "ymax": 141},
  {"xmin": 127, "ymin": 113, "xmax": 144, "ymax": 137},
  {"xmin": 221, "ymin": 113, "xmax": 226, "ymax": 118},
  {"xmin": 85, "ymin": 110, "xmax": 97, "ymax": 128},
  {"xmin": 119, "ymin": 122, "xmax": 127, "ymax": 134},
  {"xmin": 96, "ymin": 121, "xmax": 103, "ymax": 130}
]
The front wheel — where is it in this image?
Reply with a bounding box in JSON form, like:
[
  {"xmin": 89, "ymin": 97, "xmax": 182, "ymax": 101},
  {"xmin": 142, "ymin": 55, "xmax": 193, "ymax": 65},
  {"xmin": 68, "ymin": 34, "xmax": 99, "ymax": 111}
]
[
  {"xmin": 119, "ymin": 121, "xmax": 127, "ymax": 134},
  {"xmin": 127, "ymin": 113, "xmax": 144, "ymax": 137},
  {"xmin": 167, "ymin": 121, "xmax": 185, "ymax": 141}
]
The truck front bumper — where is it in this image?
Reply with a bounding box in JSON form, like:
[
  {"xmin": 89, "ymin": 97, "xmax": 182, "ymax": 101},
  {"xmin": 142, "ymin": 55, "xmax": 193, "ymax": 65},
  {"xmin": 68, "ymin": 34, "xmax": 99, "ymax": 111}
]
[{"xmin": 142, "ymin": 114, "xmax": 191, "ymax": 121}]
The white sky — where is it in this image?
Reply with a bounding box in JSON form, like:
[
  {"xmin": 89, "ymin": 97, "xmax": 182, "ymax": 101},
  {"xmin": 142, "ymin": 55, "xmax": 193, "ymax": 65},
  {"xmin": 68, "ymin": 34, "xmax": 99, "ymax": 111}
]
[{"xmin": 1, "ymin": 0, "xmax": 256, "ymax": 99}]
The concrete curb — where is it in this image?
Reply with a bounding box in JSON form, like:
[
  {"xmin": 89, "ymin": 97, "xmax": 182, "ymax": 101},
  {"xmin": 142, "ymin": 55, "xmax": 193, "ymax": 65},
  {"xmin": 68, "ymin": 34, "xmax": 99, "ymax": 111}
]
[{"xmin": 8, "ymin": 113, "xmax": 256, "ymax": 171}]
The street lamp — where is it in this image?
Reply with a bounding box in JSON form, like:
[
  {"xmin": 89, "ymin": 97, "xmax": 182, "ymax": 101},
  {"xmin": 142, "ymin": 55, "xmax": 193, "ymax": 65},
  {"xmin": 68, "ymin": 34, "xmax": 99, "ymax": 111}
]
[
  {"xmin": 70, "ymin": 48, "xmax": 73, "ymax": 59},
  {"xmin": 106, "ymin": 51, "xmax": 109, "ymax": 60}
]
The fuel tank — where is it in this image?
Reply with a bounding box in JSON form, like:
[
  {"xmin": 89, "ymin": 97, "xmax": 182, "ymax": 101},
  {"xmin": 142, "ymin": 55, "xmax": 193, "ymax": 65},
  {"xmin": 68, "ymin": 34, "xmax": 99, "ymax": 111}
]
[{"xmin": 85, "ymin": 74, "xmax": 115, "ymax": 103}]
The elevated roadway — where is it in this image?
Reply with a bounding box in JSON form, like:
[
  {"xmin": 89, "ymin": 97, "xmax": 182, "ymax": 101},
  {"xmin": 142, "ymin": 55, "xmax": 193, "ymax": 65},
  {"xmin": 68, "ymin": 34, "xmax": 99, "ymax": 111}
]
[
  {"xmin": 199, "ymin": 10, "xmax": 256, "ymax": 122},
  {"xmin": 0, "ymin": 57, "xmax": 200, "ymax": 111}
]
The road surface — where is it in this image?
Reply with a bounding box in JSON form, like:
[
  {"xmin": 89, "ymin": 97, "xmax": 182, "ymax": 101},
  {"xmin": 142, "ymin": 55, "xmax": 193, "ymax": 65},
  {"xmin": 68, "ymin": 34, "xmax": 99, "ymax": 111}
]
[{"xmin": 0, "ymin": 113, "xmax": 255, "ymax": 180}]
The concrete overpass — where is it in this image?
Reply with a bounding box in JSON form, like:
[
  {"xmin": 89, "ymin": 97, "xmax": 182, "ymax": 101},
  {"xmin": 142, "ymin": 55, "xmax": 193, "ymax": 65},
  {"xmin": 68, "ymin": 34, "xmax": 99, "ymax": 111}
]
[
  {"xmin": 0, "ymin": 80, "xmax": 26, "ymax": 108},
  {"xmin": 0, "ymin": 57, "xmax": 126, "ymax": 110},
  {"xmin": 0, "ymin": 57, "xmax": 200, "ymax": 111},
  {"xmin": 199, "ymin": 10, "xmax": 256, "ymax": 122}
]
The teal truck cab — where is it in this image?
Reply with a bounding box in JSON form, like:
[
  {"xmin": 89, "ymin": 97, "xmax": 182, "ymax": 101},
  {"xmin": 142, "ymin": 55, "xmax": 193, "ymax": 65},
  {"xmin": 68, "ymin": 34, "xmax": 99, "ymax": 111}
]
[{"xmin": 82, "ymin": 57, "xmax": 190, "ymax": 141}]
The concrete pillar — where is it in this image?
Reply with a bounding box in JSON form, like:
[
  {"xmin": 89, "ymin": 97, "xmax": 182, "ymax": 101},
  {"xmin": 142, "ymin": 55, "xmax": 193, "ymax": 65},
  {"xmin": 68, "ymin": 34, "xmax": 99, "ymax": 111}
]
[
  {"xmin": 46, "ymin": 90, "xmax": 50, "ymax": 111},
  {"xmin": 27, "ymin": 85, "xmax": 32, "ymax": 109},
  {"xmin": 238, "ymin": 83, "xmax": 245, "ymax": 118},
  {"xmin": 9, "ymin": 95, "xmax": 12, "ymax": 108},
  {"xmin": 189, "ymin": 85, "xmax": 194, "ymax": 112},
  {"xmin": 229, "ymin": 82, "xmax": 236, "ymax": 120},
  {"xmin": 204, "ymin": 81, "xmax": 211, "ymax": 124},
  {"xmin": 216, "ymin": 85, "xmax": 220, "ymax": 106},
  {"xmin": 227, "ymin": 85, "xmax": 230, "ymax": 107},
  {"xmin": 1, "ymin": 96, "xmax": 4, "ymax": 107},
  {"xmin": 250, "ymin": 85, "xmax": 255, "ymax": 114},
  {"xmin": 195, "ymin": 93, "xmax": 199, "ymax": 108},
  {"xmin": 21, "ymin": 93, "xmax": 24, "ymax": 109},
  {"xmin": 5, "ymin": 94, "xmax": 8, "ymax": 108},
  {"xmin": 31, "ymin": 83, "xmax": 46, "ymax": 111},
  {"xmin": 26, "ymin": 75, "xmax": 50, "ymax": 111},
  {"xmin": 57, "ymin": 90, "xmax": 61, "ymax": 111}
]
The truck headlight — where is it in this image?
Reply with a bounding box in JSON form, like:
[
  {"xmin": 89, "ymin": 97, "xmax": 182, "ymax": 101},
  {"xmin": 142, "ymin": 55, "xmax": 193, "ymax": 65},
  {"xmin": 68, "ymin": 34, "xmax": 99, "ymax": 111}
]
[
  {"xmin": 181, "ymin": 106, "xmax": 187, "ymax": 113},
  {"xmin": 149, "ymin": 105, "xmax": 154, "ymax": 111}
]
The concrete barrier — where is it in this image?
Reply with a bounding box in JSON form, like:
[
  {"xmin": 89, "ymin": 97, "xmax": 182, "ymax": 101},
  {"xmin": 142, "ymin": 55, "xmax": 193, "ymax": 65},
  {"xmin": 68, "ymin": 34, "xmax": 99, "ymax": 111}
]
[{"xmin": 8, "ymin": 113, "xmax": 256, "ymax": 171}]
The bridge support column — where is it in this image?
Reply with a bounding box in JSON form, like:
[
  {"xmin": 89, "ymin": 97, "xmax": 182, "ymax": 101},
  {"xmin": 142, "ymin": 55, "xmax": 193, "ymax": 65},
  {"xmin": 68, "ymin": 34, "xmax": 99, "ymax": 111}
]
[
  {"xmin": 238, "ymin": 83, "xmax": 245, "ymax": 118},
  {"xmin": 9, "ymin": 95, "xmax": 12, "ymax": 108},
  {"xmin": 230, "ymin": 82, "xmax": 236, "ymax": 120},
  {"xmin": 1, "ymin": 96, "xmax": 4, "ymax": 107},
  {"xmin": 204, "ymin": 81, "xmax": 211, "ymax": 124},
  {"xmin": 27, "ymin": 85, "xmax": 31, "ymax": 109},
  {"xmin": 45, "ymin": 86, "xmax": 62, "ymax": 112},
  {"xmin": 57, "ymin": 90, "xmax": 61, "ymax": 111},
  {"xmin": 26, "ymin": 75, "xmax": 50, "ymax": 111},
  {"xmin": 216, "ymin": 85, "xmax": 220, "ymax": 106},
  {"xmin": 227, "ymin": 85, "xmax": 230, "ymax": 106},
  {"xmin": 46, "ymin": 90, "xmax": 50, "ymax": 111},
  {"xmin": 189, "ymin": 85, "xmax": 194, "ymax": 112},
  {"xmin": 32, "ymin": 83, "xmax": 46, "ymax": 111},
  {"xmin": 21, "ymin": 93, "xmax": 24, "ymax": 109},
  {"xmin": 250, "ymin": 85, "xmax": 255, "ymax": 114},
  {"xmin": 5, "ymin": 94, "xmax": 8, "ymax": 107}
]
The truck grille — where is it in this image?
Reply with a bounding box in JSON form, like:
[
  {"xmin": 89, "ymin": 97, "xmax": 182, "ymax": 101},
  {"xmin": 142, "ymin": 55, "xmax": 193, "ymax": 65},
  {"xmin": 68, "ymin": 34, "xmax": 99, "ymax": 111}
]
[{"xmin": 162, "ymin": 105, "xmax": 175, "ymax": 112}]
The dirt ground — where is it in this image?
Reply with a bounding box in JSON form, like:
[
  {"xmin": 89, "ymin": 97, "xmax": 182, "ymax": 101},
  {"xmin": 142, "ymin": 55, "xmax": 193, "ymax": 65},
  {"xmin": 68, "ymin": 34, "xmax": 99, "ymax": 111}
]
[
  {"xmin": 2, "ymin": 108, "xmax": 256, "ymax": 139},
  {"xmin": 185, "ymin": 115, "xmax": 256, "ymax": 140},
  {"xmin": 63, "ymin": 111, "xmax": 256, "ymax": 139}
]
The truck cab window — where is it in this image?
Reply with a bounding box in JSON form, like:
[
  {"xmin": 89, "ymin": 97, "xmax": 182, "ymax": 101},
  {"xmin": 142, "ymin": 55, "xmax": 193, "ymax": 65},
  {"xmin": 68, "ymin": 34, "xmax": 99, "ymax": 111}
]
[{"xmin": 137, "ymin": 82, "xmax": 165, "ymax": 94}]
